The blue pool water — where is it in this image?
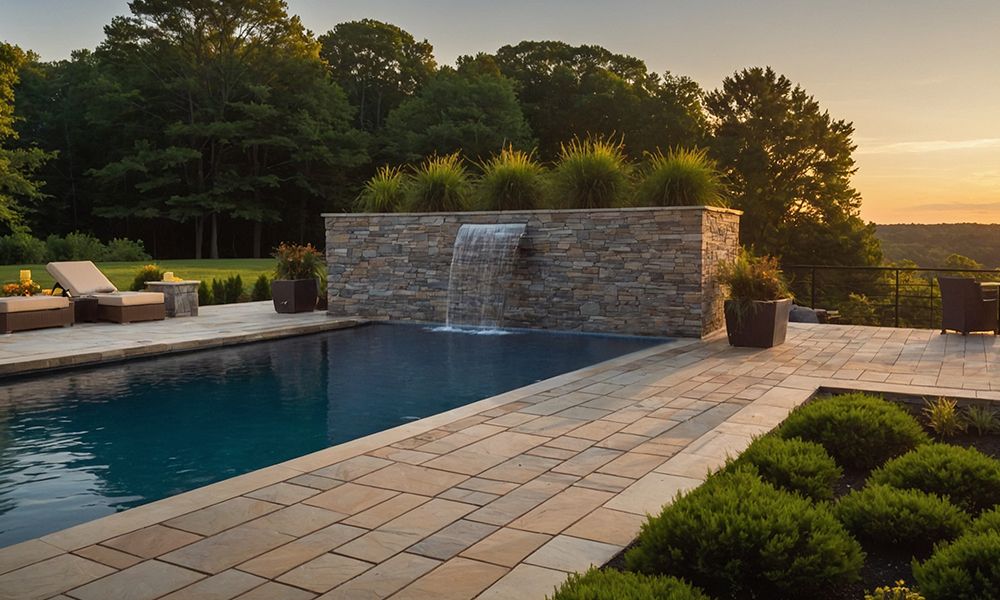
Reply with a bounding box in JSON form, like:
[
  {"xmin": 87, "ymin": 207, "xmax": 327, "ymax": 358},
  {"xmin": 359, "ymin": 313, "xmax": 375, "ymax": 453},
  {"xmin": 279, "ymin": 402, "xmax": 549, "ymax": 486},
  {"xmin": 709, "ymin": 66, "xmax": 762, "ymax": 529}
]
[{"xmin": 0, "ymin": 323, "xmax": 663, "ymax": 547}]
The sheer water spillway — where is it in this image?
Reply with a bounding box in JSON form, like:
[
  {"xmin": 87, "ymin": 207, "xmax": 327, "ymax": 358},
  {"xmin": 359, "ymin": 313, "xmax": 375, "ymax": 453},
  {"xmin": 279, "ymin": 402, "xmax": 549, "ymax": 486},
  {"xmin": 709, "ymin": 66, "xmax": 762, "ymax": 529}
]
[{"xmin": 445, "ymin": 223, "xmax": 526, "ymax": 328}]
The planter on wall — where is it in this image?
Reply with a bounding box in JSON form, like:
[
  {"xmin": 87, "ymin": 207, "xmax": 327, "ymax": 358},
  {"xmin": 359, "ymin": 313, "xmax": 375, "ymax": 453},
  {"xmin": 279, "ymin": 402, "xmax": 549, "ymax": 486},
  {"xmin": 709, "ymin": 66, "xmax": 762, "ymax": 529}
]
[
  {"xmin": 271, "ymin": 279, "xmax": 317, "ymax": 314},
  {"xmin": 724, "ymin": 298, "xmax": 792, "ymax": 348}
]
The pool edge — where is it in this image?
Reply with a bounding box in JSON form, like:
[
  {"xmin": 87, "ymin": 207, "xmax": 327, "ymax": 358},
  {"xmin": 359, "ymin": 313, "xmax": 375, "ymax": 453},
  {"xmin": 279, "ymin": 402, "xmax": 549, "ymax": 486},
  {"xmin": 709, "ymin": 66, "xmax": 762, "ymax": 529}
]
[{"xmin": 22, "ymin": 336, "xmax": 695, "ymax": 553}]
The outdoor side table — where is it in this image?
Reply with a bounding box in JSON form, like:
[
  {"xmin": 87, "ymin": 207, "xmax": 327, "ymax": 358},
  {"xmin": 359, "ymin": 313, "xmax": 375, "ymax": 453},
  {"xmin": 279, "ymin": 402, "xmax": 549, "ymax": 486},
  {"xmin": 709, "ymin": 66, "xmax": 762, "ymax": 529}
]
[
  {"xmin": 69, "ymin": 297, "xmax": 99, "ymax": 323},
  {"xmin": 145, "ymin": 280, "xmax": 200, "ymax": 318}
]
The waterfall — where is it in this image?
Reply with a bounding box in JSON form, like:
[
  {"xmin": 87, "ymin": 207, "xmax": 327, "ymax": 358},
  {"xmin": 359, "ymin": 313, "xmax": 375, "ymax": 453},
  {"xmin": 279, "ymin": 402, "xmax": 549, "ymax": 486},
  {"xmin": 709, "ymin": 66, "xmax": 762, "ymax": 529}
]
[{"xmin": 444, "ymin": 223, "xmax": 526, "ymax": 329}]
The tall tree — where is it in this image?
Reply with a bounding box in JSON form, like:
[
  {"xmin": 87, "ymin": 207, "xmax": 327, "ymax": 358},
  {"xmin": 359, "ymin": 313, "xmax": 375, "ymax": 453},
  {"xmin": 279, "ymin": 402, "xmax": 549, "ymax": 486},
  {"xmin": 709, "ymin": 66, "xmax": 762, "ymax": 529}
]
[
  {"xmin": 706, "ymin": 67, "xmax": 881, "ymax": 266},
  {"xmin": 379, "ymin": 67, "xmax": 534, "ymax": 163},
  {"xmin": 491, "ymin": 41, "xmax": 707, "ymax": 158},
  {"xmin": 319, "ymin": 20, "xmax": 435, "ymax": 132},
  {"xmin": 0, "ymin": 42, "xmax": 52, "ymax": 231},
  {"xmin": 89, "ymin": 0, "xmax": 366, "ymax": 258}
]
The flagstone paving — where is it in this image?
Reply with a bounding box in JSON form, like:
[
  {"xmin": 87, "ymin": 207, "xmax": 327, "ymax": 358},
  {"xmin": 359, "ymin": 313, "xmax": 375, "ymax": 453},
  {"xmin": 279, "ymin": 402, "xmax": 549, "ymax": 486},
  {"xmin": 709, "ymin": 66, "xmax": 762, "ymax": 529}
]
[
  {"xmin": 0, "ymin": 301, "xmax": 363, "ymax": 377},
  {"xmin": 1, "ymin": 322, "xmax": 999, "ymax": 599}
]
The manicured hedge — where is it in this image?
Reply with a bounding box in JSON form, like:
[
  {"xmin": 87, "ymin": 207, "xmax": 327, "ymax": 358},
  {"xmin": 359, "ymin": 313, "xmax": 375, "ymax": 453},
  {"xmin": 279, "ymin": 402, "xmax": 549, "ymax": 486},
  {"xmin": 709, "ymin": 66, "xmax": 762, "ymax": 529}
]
[
  {"xmin": 913, "ymin": 531, "xmax": 1000, "ymax": 600},
  {"xmin": 776, "ymin": 393, "xmax": 930, "ymax": 469},
  {"xmin": 548, "ymin": 568, "xmax": 711, "ymax": 600},
  {"xmin": 869, "ymin": 444, "xmax": 1000, "ymax": 514},
  {"xmin": 971, "ymin": 506, "xmax": 1000, "ymax": 535},
  {"xmin": 833, "ymin": 484, "xmax": 969, "ymax": 555},
  {"xmin": 624, "ymin": 469, "xmax": 863, "ymax": 598},
  {"xmin": 727, "ymin": 435, "xmax": 842, "ymax": 500}
]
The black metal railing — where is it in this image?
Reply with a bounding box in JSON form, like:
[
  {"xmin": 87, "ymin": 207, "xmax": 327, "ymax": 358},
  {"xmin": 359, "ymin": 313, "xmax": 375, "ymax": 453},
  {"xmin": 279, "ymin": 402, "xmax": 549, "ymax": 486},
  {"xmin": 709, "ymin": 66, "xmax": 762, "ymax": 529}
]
[{"xmin": 784, "ymin": 265, "xmax": 1000, "ymax": 329}]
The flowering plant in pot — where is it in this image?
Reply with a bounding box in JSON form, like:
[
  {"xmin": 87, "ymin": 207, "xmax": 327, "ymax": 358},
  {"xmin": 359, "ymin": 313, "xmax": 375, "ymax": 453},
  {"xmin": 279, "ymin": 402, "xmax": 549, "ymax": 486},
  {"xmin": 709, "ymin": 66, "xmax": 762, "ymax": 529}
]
[
  {"xmin": 718, "ymin": 250, "xmax": 793, "ymax": 348},
  {"xmin": 272, "ymin": 243, "xmax": 324, "ymax": 313}
]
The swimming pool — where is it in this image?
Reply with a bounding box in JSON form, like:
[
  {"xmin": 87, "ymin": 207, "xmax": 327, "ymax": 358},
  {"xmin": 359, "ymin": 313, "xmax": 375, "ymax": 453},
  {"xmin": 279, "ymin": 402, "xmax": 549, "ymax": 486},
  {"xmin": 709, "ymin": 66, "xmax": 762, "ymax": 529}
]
[{"xmin": 0, "ymin": 323, "xmax": 664, "ymax": 547}]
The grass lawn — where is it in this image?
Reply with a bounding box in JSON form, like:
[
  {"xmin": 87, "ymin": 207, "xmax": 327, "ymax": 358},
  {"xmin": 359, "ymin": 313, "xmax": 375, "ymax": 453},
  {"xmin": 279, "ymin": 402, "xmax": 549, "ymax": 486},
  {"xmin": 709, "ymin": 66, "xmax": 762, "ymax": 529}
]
[{"xmin": 1, "ymin": 259, "xmax": 276, "ymax": 291}]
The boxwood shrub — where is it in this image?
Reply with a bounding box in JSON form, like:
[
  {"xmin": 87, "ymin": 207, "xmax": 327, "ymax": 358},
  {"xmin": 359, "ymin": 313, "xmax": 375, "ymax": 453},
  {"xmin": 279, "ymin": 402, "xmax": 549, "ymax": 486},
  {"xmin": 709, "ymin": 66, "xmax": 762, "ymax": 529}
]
[
  {"xmin": 869, "ymin": 444, "xmax": 1000, "ymax": 514},
  {"xmin": 726, "ymin": 435, "xmax": 842, "ymax": 500},
  {"xmin": 624, "ymin": 468, "xmax": 863, "ymax": 598},
  {"xmin": 913, "ymin": 531, "xmax": 1000, "ymax": 600},
  {"xmin": 971, "ymin": 506, "xmax": 1000, "ymax": 535},
  {"xmin": 548, "ymin": 568, "xmax": 710, "ymax": 600},
  {"xmin": 833, "ymin": 484, "xmax": 970, "ymax": 555},
  {"xmin": 776, "ymin": 393, "xmax": 930, "ymax": 469}
]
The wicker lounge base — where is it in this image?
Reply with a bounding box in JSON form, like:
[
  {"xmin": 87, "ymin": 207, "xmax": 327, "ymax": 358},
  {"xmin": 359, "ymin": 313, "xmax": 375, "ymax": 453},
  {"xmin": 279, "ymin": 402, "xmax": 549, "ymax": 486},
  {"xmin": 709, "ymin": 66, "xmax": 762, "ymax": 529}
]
[
  {"xmin": 0, "ymin": 306, "xmax": 73, "ymax": 334},
  {"xmin": 98, "ymin": 303, "xmax": 166, "ymax": 324}
]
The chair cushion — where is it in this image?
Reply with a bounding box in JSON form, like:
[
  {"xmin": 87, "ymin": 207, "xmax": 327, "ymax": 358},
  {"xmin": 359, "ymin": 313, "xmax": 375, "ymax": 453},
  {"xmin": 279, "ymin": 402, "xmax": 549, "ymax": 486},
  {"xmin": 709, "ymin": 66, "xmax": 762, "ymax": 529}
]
[
  {"xmin": 46, "ymin": 261, "xmax": 118, "ymax": 296},
  {"xmin": 93, "ymin": 291, "xmax": 164, "ymax": 307},
  {"xmin": 0, "ymin": 295, "xmax": 70, "ymax": 313}
]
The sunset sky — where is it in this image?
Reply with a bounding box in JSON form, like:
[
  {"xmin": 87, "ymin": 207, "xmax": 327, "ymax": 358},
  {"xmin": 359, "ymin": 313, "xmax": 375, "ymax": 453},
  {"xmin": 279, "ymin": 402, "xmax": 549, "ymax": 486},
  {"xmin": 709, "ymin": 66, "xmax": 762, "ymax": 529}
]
[{"xmin": 2, "ymin": 0, "xmax": 998, "ymax": 224}]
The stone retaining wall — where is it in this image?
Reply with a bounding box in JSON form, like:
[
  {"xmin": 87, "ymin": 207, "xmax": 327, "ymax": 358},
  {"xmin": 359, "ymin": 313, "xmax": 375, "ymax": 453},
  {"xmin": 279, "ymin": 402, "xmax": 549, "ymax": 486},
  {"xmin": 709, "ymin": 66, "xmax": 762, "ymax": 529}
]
[{"xmin": 323, "ymin": 207, "xmax": 741, "ymax": 337}]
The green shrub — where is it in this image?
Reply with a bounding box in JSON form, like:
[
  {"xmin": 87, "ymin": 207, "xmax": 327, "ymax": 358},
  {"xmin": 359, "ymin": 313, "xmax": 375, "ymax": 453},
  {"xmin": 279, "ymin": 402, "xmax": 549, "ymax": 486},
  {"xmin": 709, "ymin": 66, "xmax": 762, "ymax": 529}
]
[
  {"xmin": 549, "ymin": 136, "xmax": 631, "ymax": 208},
  {"xmin": 129, "ymin": 264, "xmax": 162, "ymax": 291},
  {"xmin": 776, "ymin": 393, "xmax": 930, "ymax": 469},
  {"xmin": 476, "ymin": 146, "xmax": 548, "ymax": 211},
  {"xmin": 198, "ymin": 280, "xmax": 212, "ymax": 305},
  {"xmin": 632, "ymin": 147, "xmax": 727, "ymax": 208},
  {"xmin": 964, "ymin": 405, "xmax": 999, "ymax": 436},
  {"xmin": 104, "ymin": 238, "xmax": 151, "ymax": 262},
  {"xmin": 833, "ymin": 484, "xmax": 970, "ymax": 555},
  {"xmin": 211, "ymin": 278, "xmax": 225, "ymax": 306},
  {"xmin": 273, "ymin": 243, "xmax": 324, "ymax": 281},
  {"xmin": 971, "ymin": 506, "xmax": 1000, "ymax": 535},
  {"xmin": 865, "ymin": 581, "xmax": 926, "ymax": 600},
  {"xmin": 54, "ymin": 232, "xmax": 107, "ymax": 261},
  {"xmin": 624, "ymin": 469, "xmax": 863, "ymax": 598},
  {"xmin": 869, "ymin": 444, "xmax": 1000, "ymax": 514},
  {"xmin": 0, "ymin": 231, "xmax": 46, "ymax": 264},
  {"xmin": 726, "ymin": 435, "xmax": 842, "ymax": 500},
  {"xmin": 924, "ymin": 397, "xmax": 966, "ymax": 438},
  {"xmin": 251, "ymin": 274, "xmax": 271, "ymax": 301},
  {"xmin": 548, "ymin": 568, "xmax": 710, "ymax": 600},
  {"xmin": 717, "ymin": 249, "xmax": 790, "ymax": 302},
  {"xmin": 223, "ymin": 275, "xmax": 243, "ymax": 304},
  {"xmin": 839, "ymin": 292, "xmax": 881, "ymax": 326},
  {"xmin": 913, "ymin": 531, "xmax": 1000, "ymax": 600},
  {"xmin": 43, "ymin": 234, "xmax": 69, "ymax": 261},
  {"xmin": 405, "ymin": 153, "xmax": 471, "ymax": 212},
  {"xmin": 356, "ymin": 165, "xmax": 407, "ymax": 212}
]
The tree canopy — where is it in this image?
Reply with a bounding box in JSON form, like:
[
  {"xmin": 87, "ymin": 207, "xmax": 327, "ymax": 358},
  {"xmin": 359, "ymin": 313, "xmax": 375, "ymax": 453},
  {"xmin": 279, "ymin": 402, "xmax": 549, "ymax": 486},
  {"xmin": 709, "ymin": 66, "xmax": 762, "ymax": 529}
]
[
  {"xmin": 319, "ymin": 19, "xmax": 435, "ymax": 132},
  {"xmin": 490, "ymin": 41, "xmax": 708, "ymax": 159},
  {"xmin": 85, "ymin": 0, "xmax": 367, "ymax": 258},
  {"xmin": 380, "ymin": 68, "xmax": 533, "ymax": 163},
  {"xmin": 706, "ymin": 67, "xmax": 881, "ymax": 267},
  {"xmin": 0, "ymin": 42, "xmax": 52, "ymax": 228},
  {"xmin": 5, "ymin": 9, "xmax": 884, "ymax": 267}
]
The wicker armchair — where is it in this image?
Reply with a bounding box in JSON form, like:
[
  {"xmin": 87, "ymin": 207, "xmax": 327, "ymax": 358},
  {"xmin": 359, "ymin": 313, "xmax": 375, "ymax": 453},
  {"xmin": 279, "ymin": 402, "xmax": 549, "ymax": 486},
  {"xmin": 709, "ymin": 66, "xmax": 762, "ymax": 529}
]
[{"xmin": 938, "ymin": 277, "xmax": 999, "ymax": 335}]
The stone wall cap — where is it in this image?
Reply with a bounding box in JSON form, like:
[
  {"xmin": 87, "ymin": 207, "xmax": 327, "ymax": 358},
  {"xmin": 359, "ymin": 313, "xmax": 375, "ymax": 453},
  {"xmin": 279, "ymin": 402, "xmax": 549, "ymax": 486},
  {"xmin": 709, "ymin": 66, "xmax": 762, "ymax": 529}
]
[{"xmin": 322, "ymin": 205, "xmax": 743, "ymax": 218}]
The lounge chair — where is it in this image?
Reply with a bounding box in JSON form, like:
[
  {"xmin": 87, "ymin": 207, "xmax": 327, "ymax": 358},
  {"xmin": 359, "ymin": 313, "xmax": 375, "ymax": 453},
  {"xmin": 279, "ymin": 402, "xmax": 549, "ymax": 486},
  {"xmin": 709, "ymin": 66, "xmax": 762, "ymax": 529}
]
[
  {"xmin": 0, "ymin": 295, "xmax": 73, "ymax": 333},
  {"xmin": 938, "ymin": 277, "xmax": 999, "ymax": 335},
  {"xmin": 46, "ymin": 261, "xmax": 166, "ymax": 324}
]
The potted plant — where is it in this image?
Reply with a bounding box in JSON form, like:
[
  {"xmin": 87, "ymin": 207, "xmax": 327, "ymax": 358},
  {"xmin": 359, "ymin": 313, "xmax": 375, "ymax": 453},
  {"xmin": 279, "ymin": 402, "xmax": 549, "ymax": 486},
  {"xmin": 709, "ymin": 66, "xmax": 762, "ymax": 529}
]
[
  {"xmin": 271, "ymin": 243, "xmax": 324, "ymax": 313},
  {"xmin": 718, "ymin": 250, "xmax": 793, "ymax": 348}
]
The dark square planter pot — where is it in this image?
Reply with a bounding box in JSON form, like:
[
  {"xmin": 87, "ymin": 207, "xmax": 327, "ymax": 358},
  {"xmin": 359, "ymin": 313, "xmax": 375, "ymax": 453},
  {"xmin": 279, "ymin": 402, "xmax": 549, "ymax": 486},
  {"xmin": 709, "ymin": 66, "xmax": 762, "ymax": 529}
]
[
  {"xmin": 725, "ymin": 298, "xmax": 792, "ymax": 348},
  {"xmin": 271, "ymin": 279, "xmax": 317, "ymax": 314}
]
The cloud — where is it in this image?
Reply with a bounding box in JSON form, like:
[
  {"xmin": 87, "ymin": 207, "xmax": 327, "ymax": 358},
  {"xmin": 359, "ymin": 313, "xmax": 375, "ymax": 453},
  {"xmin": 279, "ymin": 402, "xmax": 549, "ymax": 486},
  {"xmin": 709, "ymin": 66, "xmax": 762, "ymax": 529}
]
[{"xmin": 857, "ymin": 138, "xmax": 1000, "ymax": 155}]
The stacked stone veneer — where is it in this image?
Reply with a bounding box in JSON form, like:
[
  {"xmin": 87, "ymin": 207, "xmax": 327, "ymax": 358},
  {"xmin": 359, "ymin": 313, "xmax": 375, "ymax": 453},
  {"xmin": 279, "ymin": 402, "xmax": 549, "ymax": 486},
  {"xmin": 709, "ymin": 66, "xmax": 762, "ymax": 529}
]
[{"xmin": 323, "ymin": 206, "xmax": 741, "ymax": 337}]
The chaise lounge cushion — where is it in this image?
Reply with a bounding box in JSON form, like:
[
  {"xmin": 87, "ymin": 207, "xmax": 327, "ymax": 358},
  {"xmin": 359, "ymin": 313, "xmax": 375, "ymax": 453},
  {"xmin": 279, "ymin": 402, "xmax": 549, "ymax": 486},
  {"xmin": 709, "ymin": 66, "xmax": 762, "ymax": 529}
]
[
  {"xmin": 0, "ymin": 296, "xmax": 70, "ymax": 313},
  {"xmin": 92, "ymin": 291, "xmax": 164, "ymax": 307},
  {"xmin": 46, "ymin": 261, "xmax": 118, "ymax": 296}
]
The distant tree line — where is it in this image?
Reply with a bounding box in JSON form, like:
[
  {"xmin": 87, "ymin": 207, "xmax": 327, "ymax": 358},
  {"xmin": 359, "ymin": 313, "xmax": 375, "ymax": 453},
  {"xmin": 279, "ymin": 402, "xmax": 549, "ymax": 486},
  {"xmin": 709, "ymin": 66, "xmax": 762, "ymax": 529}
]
[
  {"xmin": 877, "ymin": 224, "xmax": 1000, "ymax": 269},
  {"xmin": 0, "ymin": 0, "xmax": 879, "ymax": 266}
]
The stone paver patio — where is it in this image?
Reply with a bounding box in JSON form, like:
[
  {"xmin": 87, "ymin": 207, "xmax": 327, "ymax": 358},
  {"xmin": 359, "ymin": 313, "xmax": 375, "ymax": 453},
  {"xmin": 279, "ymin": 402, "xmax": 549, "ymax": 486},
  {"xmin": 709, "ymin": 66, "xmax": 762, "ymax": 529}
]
[
  {"xmin": 0, "ymin": 301, "xmax": 363, "ymax": 377},
  {"xmin": 0, "ymin": 321, "xmax": 998, "ymax": 600}
]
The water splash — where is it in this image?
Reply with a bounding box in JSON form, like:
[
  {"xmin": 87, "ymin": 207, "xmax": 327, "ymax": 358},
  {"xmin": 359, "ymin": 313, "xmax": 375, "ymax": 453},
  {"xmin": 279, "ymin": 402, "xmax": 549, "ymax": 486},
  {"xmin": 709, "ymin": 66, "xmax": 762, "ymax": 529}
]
[{"xmin": 445, "ymin": 223, "xmax": 526, "ymax": 329}]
